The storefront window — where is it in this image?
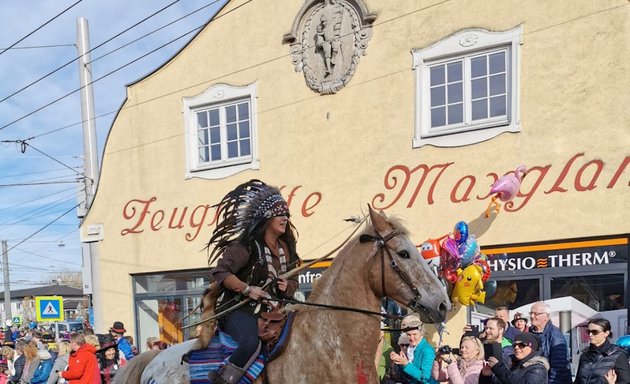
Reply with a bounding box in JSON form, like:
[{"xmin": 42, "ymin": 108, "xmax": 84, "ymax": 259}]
[
  {"xmin": 478, "ymin": 278, "xmax": 540, "ymax": 315},
  {"xmin": 133, "ymin": 269, "xmax": 209, "ymax": 351},
  {"xmin": 550, "ymin": 274, "xmax": 625, "ymax": 312}
]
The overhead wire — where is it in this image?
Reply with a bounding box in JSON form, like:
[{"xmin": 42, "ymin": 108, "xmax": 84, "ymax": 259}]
[
  {"xmin": 0, "ymin": 0, "xmax": 183, "ymax": 104},
  {"xmin": 0, "ymin": 44, "xmax": 75, "ymax": 51},
  {"xmin": 0, "ymin": 0, "xmax": 246, "ymax": 133},
  {"xmin": 0, "ymin": 0, "xmax": 83, "ymax": 57},
  {"xmin": 5, "ymin": 202, "xmax": 82, "ymax": 253}
]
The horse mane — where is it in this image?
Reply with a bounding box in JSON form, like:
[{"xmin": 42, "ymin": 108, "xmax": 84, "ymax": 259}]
[{"xmin": 112, "ymin": 350, "xmax": 160, "ymax": 384}]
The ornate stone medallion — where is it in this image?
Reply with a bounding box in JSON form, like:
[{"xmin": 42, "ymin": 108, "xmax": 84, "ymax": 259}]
[{"xmin": 283, "ymin": 0, "xmax": 376, "ymax": 95}]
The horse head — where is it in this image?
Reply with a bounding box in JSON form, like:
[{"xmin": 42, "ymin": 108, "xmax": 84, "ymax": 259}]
[{"xmin": 363, "ymin": 205, "xmax": 450, "ymax": 323}]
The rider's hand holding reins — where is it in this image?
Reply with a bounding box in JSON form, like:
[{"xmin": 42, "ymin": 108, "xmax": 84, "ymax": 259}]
[
  {"xmin": 245, "ymin": 286, "xmax": 271, "ymax": 300},
  {"xmin": 276, "ymin": 277, "xmax": 288, "ymax": 292}
]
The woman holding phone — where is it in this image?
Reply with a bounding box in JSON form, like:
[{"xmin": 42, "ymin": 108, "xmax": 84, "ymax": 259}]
[{"xmin": 432, "ymin": 336, "xmax": 485, "ymax": 384}]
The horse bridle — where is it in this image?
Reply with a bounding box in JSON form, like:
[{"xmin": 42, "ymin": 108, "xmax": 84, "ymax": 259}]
[{"xmin": 359, "ymin": 229, "xmax": 423, "ymax": 308}]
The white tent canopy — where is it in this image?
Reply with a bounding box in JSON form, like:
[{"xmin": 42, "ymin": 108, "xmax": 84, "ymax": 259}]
[{"xmin": 511, "ymin": 296, "xmax": 597, "ymax": 330}]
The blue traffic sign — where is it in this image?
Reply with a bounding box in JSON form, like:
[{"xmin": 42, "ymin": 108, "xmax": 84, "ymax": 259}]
[{"xmin": 35, "ymin": 296, "xmax": 64, "ymax": 322}]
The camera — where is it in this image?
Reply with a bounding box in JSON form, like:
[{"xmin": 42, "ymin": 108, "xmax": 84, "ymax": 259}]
[{"xmin": 437, "ymin": 345, "xmax": 452, "ymax": 355}]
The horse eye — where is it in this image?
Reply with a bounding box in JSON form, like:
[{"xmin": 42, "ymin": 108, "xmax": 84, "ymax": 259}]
[{"xmin": 397, "ymin": 250, "xmax": 410, "ymax": 259}]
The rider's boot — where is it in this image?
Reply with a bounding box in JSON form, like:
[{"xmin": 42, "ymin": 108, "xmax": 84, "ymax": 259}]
[{"xmin": 208, "ymin": 361, "xmax": 246, "ymax": 384}]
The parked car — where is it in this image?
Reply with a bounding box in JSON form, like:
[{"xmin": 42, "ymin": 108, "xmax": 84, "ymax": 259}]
[{"xmin": 49, "ymin": 321, "xmax": 84, "ymax": 337}]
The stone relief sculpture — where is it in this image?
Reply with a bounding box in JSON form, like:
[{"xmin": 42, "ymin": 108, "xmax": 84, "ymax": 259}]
[{"xmin": 283, "ymin": 0, "xmax": 376, "ymax": 95}]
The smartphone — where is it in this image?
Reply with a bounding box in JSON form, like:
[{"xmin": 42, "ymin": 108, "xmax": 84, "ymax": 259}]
[
  {"xmin": 483, "ymin": 342, "xmax": 502, "ymax": 360},
  {"xmin": 464, "ymin": 324, "xmax": 480, "ymax": 338}
]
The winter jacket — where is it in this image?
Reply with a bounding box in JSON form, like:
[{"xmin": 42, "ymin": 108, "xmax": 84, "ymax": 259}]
[
  {"xmin": 60, "ymin": 343, "xmax": 100, "ymax": 384},
  {"xmin": 574, "ymin": 339, "xmax": 630, "ymax": 384},
  {"xmin": 10, "ymin": 355, "xmax": 24, "ymax": 383},
  {"xmin": 402, "ymin": 338, "xmax": 439, "ymax": 384},
  {"xmin": 115, "ymin": 338, "xmax": 133, "ymax": 362},
  {"xmin": 431, "ymin": 358, "xmax": 483, "ymax": 384},
  {"xmin": 531, "ymin": 321, "xmax": 572, "ymax": 384},
  {"xmin": 46, "ymin": 354, "xmax": 69, "ymax": 384},
  {"xmin": 30, "ymin": 349, "xmax": 54, "ymax": 384},
  {"xmin": 479, "ymin": 353, "xmax": 550, "ymax": 384}
]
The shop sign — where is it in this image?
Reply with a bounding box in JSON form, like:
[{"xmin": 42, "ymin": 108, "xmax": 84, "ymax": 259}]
[{"xmin": 483, "ymin": 237, "xmax": 628, "ymax": 272}]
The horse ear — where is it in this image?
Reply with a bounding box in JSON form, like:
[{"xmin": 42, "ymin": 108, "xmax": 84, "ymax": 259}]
[{"xmin": 368, "ymin": 204, "xmax": 389, "ymax": 234}]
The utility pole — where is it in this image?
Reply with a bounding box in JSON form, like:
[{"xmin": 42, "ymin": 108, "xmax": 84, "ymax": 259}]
[
  {"xmin": 77, "ymin": 17, "xmax": 102, "ymax": 331},
  {"xmin": 2, "ymin": 240, "xmax": 12, "ymax": 325}
]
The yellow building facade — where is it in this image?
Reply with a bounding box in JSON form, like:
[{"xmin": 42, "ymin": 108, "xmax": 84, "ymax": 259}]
[{"xmin": 80, "ymin": 0, "xmax": 629, "ymax": 353}]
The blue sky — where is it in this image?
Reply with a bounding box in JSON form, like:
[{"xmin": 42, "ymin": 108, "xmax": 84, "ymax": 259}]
[{"xmin": 0, "ymin": 0, "xmax": 227, "ymax": 289}]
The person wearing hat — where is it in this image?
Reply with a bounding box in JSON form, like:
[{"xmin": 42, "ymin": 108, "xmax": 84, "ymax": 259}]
[
  {"xmin": 511, "ymin": 313, "xmax": 529, "ymax": 333},
  {"xmin": 207, "ymin": 180, "xmax": 301, "ymax": 384},
  {"xmin": 109, "ymin": 322, "xmax": 133, "ymax": 361},
  {"xmin": 480, "ymin": 332, "xmax": 549, "ymax": 384},
  {"xmin": 97, "ymin": 338, "xmax": 126, "ymax": 384},
  {"xmin": 390, "ymin": 320, "xmax": 439, "ymax": 384}
]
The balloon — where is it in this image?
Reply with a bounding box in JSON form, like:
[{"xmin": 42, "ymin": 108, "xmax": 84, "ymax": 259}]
[
  {"xmin": 451, "ymin": 264, "xmax": 486, "ymax": 306},
  {"xmin": 458, "ymin": 236, "xmax": 480, "ymax": 268},
  {"xmin": 419, "ymin": 234, "xmax": 449, "ymax": 269},
  {"xmin": 485, "ymin": 165, "xmax": 528, "ymax": 217},
  {"xmin": 484, "ymin": 280, "xmax": 497, "ymax": 299},
  {"xmin": 441, "ymin": 237, "xmax": 460, "ymax": 263},
  {"xmin": 453, "ymin": 221, "xmax": 469, "ymax": 244}
]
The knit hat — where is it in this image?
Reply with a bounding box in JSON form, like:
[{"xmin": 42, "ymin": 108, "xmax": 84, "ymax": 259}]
[{"xmin": 514, "ymin": 332, "xmax": 540, "ymax": 351}]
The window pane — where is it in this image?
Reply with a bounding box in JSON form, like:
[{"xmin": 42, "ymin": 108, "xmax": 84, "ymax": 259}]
[
  {"xmin": 199, "ymin": 146, "xmax": 209, "ymax": 163},
  {"xmin": 447, "ymin": 61, "xmax": 462, "ymax": 82},
  {"xmin": 239, "ymin": 121, "xmax": 250, "ymax": 138},
  {"xmin": 472, "ymin": 99, "xmax": 487, "ymax": 120},
  {"xmin": 227, "ymin": 141, "xmax": 238, "ymax": 158},
  {"xmin": 430, "ymin": 65, "xmax": 445, "ymax": 86},
  {"xmin": 431, "ymin": 86, "xmax": 446, "ymax": 107},
  {"xmin": 448, "ymin": 82, "xmax": 463, "ymax": 103},
  {"xmin": 210, "ymin": 127, "xmax": 220, "ymax": 143},
  {"xmin": 448, "ymin": 103, "xmax": 463, "ymax": 124},
  {"xmin": 227, "ymin": 123, "xmax": 237, "ymax": 141},
  {"xmin": 489, "ymin": 52, "xmax": 506, "ymax": 74},
  {"xmin": 489, "ymin": 74, "xmax": 506, "ymax": 96},
  {"xmin": 238, "ymin": 102, "xmax": 249, "ymax": 120},
  {"xmin": 198, "ymin": 129, "xmax": 208, "ymax": 145},
  {"xmin": 471, "ymin": 56, "xmax": 487, "ymax": 78},
  {"xmin": 490, "ymin": 96, "xmax": 507, "ymax": 117},
  {"xmin": 551, "ymin": 274, "xmax": 624, "ymax": 312},
  {"xmin": 226, "ymin": 105, "xmax": 236, "ymax": 122},
  {"xmin": 478, "ymin": 279, "xmax": 540, "ymax": 314},
  {"xmin": 471, "ymin": 78, "xmax": 487, "ymax": 99},
  {"xmin": 240, "ymin": 139, "xmax": 251, "ymax": 156},
  {"xmin": 196, "ymin": 112, "xmax": 208, "ymax": 128},
  {"xmin": 209, "ymin": 109, "xmax": 220, "ymax": 126},
  {"xmin": 431, "ymin": 106, "xmax": 446, "ymax": 127},
  {"xmin": 211, "ymin": 144, "xmax": 221, "ymax": 161}
]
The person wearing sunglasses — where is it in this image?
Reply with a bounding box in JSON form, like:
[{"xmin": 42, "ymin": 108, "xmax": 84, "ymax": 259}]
[
  {"xmin": 574, "ymin": 318, "xmax": 630, "ymax": 384},
  {"xmin": 479, "ymin": 332, "xmax": 549, "ymax": 384}
]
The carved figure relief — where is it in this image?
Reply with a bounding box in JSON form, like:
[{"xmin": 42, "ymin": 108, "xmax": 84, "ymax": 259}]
[{"xmin": 283, "ymin": 0, "xmax": 376, "ymax": 95}]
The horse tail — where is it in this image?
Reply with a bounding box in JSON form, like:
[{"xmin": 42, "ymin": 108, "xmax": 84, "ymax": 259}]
[{"xmin": 112, "ymin": 350, "xmax": 161, "ymax": 384}]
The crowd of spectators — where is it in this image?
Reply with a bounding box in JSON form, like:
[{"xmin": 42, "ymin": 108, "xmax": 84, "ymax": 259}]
[
  {"xmin": 378, "ymin": 301, "xmax": 630, "ymax": 384},
  {"xmin": 0, "ymin": 320, "xmax": 168, "ymax": 383}
]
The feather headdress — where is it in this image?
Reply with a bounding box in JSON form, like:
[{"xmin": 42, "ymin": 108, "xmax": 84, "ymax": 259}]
[{"xmin": 207, "ymin": 179, "xmax": 289, "ymax": 265}]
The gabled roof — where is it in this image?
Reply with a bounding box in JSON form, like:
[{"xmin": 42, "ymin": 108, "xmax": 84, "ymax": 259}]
[{"xmin": 0, "ymin": 285, "xmax": 84, "ymax": 300}]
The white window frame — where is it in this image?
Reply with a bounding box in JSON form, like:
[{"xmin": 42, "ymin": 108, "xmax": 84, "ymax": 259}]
[
  {"xmin": 412, "ymin": 26, "xmax": 522, "ymax": 148},
  {"xmin": 183, "ymin": 83, "xmax": 259, "ymax": 179}
]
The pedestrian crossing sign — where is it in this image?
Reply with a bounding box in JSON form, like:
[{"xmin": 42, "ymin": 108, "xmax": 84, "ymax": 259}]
[{"xmin": 35, "ymin": 296, "xmax": 64, "ymax": 322}]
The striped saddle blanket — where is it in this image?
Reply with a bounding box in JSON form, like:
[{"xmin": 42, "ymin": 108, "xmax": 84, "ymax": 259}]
[{"xmin": 188, "ymin": 331, "xmax": 266, "ymax": 384}]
